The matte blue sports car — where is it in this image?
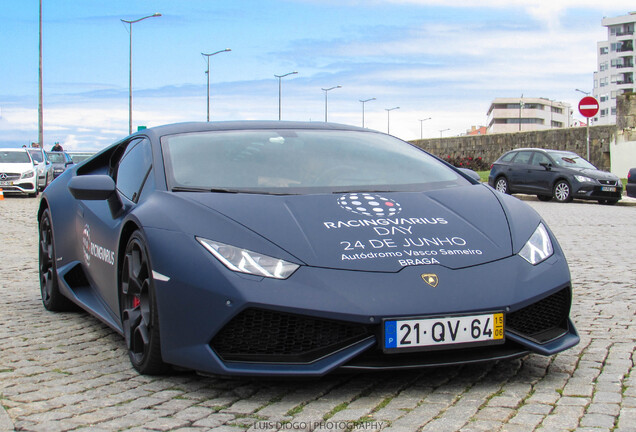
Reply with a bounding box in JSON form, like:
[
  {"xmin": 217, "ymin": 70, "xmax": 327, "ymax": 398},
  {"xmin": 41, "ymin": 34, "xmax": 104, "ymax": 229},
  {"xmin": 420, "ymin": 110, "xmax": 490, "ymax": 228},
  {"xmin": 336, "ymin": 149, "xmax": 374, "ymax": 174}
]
[{"xmin": 38, "ymin": 121, "xmax": 579, "ymax": 376}]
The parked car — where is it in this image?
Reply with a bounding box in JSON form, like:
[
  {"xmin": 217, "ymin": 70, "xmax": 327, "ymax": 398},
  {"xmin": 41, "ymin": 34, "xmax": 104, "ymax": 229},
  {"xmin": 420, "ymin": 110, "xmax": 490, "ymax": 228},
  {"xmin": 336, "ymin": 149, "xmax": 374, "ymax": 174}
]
[
  {"xmin": 489, "ymin": 148, "xmax": 622, "ymax": 204},
  {"xmin": 67, "ymin": 151, "xmax": 95, "ymax": 164},
  {"xmin": 46, "ymin": 151, "xmax": 74, "ymax": 178},
  {"xmin": 0, "ymin": 148, "xmax": 38, "ymax": 197},
  {"xmin": 27, "ymin": 148, "xmax": 54, "ymax": 191},
  {"xmin": 38, "ymin": 121, "xmax": 578, "ymax": 377},
  {"xmin": 627, "ymin": 168, "xmax": 636, "ymax": 198}
]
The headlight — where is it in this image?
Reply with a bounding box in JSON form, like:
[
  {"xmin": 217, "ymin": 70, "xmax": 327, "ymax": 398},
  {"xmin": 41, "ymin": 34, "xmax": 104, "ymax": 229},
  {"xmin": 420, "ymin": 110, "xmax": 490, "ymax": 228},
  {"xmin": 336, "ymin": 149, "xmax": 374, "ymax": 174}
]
[
  {"xmin": 519, "ymin": 223, "xmax": 554, "ymax": 265},
  {"xmin": 197, "ymin": 237, "xmax": 299, "ymax": 279},
  {"xmin": 21, "ymin": 170, "xmax": 35, "ymax": 179},
  {"xmin": 574, "ymin": 175, "xmax": 594, "ymax": 183}
]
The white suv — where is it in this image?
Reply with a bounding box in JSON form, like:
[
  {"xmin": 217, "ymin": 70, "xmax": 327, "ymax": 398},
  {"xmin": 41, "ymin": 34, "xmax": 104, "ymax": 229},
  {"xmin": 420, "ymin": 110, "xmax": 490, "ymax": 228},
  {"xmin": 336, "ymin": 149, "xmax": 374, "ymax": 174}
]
[
  {"xmin": 27, "ymin": 148, "xmax": 54, "ymax": 191},
  {"xmin": 0, "ymin": 148, "xmax": 38, "ymax": 197}
]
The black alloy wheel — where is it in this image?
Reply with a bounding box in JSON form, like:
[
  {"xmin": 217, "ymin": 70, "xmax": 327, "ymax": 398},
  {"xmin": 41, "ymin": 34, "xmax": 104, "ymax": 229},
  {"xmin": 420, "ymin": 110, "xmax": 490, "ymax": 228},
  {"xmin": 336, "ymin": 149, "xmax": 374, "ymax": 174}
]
[
  {"xmin": 120, "ymin": 231, "xmax": 169, "ymax": 374},
  {"xmin": 495, "ymin": 176, "xmax": 509, "ymax": 194},
  {"xmin": 39, "ymin": 209, "xmax": 75, "ymax": 311},
  {"xmin": 553, "ymin": 180, "xmax": 573, "ymax": 203}
]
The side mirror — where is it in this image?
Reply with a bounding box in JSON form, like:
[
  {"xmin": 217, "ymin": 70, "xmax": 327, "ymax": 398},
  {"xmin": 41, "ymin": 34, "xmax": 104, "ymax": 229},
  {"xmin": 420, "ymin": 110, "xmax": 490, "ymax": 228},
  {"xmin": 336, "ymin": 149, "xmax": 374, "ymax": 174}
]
[
  {"xmin": 68, "ymin": 175, "xmax": 123, "ymax": 218},
  {"xmin": 65, "ymin": 161, "xmax": 74, "ymax": 166},
  {"xmin": 539, "ymin": 162, "xmax": 552, "ymax": 171},
  {"xmin": 457, "ymin": 167, "xmax": 482, "ymax": 183}
]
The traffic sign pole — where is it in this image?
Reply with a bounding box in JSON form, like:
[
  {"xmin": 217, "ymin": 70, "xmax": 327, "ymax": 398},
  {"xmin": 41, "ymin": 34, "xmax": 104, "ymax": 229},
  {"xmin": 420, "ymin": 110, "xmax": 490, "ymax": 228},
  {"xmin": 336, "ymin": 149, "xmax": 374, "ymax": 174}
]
[{"xmin": 586, "ymin": 117, "xmax": 590, "ymax": 161}]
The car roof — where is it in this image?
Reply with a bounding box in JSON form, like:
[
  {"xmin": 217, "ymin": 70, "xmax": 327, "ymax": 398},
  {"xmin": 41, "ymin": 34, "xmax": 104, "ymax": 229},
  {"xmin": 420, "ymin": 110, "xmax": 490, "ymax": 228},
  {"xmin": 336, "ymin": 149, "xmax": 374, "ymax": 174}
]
[
  {"xmin": 0, "ymin": 148, "xmax": 29, "ymax": 152},
  {"xmin": 128, "ymin": 121, "xmax": 370, "ymax": 140},
  {"xmin": 507, "ymin": 148, "xmax": 575, "ymax": 154}
]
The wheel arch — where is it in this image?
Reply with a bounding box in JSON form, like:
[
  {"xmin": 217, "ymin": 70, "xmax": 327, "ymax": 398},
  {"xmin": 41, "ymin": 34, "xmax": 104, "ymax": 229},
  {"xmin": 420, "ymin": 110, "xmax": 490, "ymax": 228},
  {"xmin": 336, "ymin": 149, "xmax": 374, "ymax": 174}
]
[
  {"xmin": 116, "ymin": 220, "xmax": 143, "ymax": 304},
  {"xmin": 551, "ymin": 176, "xmax": 571, "ymax": 189}
]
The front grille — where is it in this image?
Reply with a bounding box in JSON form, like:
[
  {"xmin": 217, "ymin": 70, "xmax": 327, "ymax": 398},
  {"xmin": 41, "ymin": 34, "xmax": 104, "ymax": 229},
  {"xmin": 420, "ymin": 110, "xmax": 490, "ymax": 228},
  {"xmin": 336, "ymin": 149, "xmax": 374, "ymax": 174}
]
[
  {"xmin": 598, "ymin": 179, "xmax": 617, "ymax": 186},
  {"xmin": 507, "ymin": 288, "xmax": 571, "ymax": 343},
  {"xmin": 0, "ymin": 173, "xmax": 20, "ymax": 181},
  {"xmin": 211, "ymin": 308, "xmax": 371, "ymax": 363}
]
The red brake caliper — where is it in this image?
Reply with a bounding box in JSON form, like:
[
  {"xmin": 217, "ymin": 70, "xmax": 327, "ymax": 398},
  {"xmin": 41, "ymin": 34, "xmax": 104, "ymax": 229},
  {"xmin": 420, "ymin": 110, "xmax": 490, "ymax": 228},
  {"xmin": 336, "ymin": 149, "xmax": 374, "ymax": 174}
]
[{"xmin": 133, "ymin": 297, "xmax": 140, "ymax": 308}]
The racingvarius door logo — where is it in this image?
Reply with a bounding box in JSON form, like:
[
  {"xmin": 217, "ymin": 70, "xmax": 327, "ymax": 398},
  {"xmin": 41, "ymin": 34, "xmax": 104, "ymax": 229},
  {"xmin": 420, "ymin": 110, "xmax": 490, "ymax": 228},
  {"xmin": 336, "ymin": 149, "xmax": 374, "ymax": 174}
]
[
  {"xmin": 82, "ymin": 224, "xmax": 91, "ymax": 266},
  {"xmin": 337, "ymin": 193, "xmax": 402, "ymax": 217}
]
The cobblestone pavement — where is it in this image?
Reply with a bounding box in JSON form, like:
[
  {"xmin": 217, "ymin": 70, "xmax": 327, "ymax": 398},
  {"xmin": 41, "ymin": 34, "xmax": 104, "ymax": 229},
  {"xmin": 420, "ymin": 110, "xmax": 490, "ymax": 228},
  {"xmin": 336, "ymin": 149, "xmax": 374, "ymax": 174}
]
[{"xmin": 1, "ymin": 195, "xmax": 635, "ymax": 432}]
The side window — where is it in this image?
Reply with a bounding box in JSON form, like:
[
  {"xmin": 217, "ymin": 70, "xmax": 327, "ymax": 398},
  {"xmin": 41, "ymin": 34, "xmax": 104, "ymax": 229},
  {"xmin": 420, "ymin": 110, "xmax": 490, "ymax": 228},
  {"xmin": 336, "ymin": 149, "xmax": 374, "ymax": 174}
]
[
  {"xmin": 499, "ymin": 152, "xmax": 516, "ymax": 163},
  {"xmin": 512, "ymin": 151, "xmax": 532, "ymax": 165},
  {"xmin": 116, "ymin": 138, "xmax": 152, "ymax": 202},
  {"xmin": 531, "ymin": 152, "xmax": 551, "ymax": 167}
]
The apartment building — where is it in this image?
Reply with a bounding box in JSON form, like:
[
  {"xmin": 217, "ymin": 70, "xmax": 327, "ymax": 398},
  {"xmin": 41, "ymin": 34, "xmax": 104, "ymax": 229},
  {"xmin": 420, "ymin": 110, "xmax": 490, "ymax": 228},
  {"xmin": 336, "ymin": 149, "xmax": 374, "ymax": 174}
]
[
  {"xmin": 486, "ymin": 97, "xmax": 572, "ymax": 134},
  {"xmin": 593, "ymin": 12, "xmax": 636, "ymax": 125}
]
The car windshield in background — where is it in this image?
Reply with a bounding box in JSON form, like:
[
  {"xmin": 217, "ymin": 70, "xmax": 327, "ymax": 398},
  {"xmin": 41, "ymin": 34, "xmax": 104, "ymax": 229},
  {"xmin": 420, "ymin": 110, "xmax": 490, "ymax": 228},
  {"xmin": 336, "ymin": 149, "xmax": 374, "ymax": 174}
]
[
  {"xmin": 161, "ymin": 129, "xmax": 467, "ymax": 194},
  {"xmin": 47, "ymin": 153, "xmax": 66, "ymax": 163},
  {"xmin": 547, "ymin": 151, "xmax": 597, "ymax": 170},
  {"xmin": 28, "ymin": 150, "xmax": 43, "ymax": 163},
  {"xmin": 0, "ymin": 151, "xmax": 30, "ymax": 163},
  {"xmin": 69, "ymin": 153, "xmax": 93, "ymax": 163}
]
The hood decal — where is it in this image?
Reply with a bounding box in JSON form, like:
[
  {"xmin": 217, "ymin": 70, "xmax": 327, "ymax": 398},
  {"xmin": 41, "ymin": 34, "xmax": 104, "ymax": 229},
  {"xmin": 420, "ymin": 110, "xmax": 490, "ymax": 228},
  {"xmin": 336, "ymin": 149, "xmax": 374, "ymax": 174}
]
[{"xmin": 188, "ymin": 186, "xmax": 513, "ymax": 272}]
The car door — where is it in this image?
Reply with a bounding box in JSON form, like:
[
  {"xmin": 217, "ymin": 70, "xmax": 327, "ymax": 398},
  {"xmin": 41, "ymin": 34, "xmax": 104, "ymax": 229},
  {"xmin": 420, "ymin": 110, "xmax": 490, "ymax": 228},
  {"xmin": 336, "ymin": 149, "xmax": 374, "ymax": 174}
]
[
  {"xmin": 508, "ymin": 150, "xmax": 533, "ymax": 193},
  {"xmin": 526, "ymin": 151, "xmax": 554, "ymax": 194},
  {"xmin": 77, "ymin": 137, "xmax": 153, "ymax": 321}
]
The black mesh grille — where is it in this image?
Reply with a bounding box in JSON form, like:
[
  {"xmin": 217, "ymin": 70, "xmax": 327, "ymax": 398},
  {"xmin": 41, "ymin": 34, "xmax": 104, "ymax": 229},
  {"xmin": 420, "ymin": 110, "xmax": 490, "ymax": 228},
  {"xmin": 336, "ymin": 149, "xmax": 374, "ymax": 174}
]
[
  {"xmin": 507, "ymin": 288, "xmax": 571, "ymax": 343},
  {"xmin": 211, "ymin": 309, "xmax": 371, "ymax": 363}
]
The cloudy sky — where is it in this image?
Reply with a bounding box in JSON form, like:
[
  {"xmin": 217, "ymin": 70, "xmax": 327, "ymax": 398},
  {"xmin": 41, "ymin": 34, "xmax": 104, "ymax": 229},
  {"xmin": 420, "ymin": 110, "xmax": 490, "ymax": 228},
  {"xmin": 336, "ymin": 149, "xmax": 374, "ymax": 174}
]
[{"xmin": 0, "ymin": 1, "xmax": 633, "ymax": 150}]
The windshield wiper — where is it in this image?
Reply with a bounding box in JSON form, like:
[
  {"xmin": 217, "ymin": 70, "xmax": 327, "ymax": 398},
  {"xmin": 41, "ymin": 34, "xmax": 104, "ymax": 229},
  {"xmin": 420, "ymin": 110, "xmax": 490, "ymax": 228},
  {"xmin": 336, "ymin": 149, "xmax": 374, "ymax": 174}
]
[
  {"xmin": 173, "ymin": 186, "xmax": 294, "ymax": 195},
  {"xmin": 331, "ymin": 188, "xmax": 395, "ymax": 194},
  {"xmin": 172, "ymin": 186, "xmax": 214, "ymax": 193}
]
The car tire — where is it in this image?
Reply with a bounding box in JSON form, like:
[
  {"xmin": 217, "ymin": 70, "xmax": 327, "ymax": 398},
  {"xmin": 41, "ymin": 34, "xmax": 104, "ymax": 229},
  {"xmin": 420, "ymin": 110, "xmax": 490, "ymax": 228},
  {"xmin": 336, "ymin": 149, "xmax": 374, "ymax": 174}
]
[
  {"xmin": 495, "ymin": 176, "xmax": 509, "ymax": 194},
  {"xmin": 553, "ymin": 180, "xmax": 572, "ymax": 203},
  {"xmin": 537, "ymin": 195, "xmax": 552, "ymax": 202},
  {"xmin": 120, "ymin": 231, "xmax": 169, "ymax": 375},
  {"xmin": 39, "ymin": 209, "xmax": 76, "ymax": 311}
]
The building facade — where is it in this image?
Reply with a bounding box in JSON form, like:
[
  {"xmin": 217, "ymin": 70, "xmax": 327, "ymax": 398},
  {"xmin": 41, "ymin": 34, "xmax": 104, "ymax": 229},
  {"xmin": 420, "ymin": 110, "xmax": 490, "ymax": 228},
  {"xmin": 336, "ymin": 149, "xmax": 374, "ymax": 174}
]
[
  {"xmin": 487, "ymin": 97, "xmax": 572, "ymax": 134},
  {"xmin": 593, "ymin": 12, "xmax": 635, "ymax": 125}
]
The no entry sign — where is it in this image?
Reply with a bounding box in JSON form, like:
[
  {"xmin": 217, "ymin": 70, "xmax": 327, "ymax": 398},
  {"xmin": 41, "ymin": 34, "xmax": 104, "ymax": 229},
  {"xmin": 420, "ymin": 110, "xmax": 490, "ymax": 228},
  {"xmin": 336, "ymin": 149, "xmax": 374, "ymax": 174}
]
[{"xmin": 578, "ymin": 96, "xmax": 599, "ymax": 118}]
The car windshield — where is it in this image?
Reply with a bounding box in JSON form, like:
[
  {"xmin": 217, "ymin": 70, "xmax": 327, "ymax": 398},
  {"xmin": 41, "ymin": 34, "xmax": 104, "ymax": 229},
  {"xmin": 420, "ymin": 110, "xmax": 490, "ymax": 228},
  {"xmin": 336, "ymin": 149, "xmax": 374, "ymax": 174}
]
[
  {"xmin": 47, "ymin": 153, "xmax": 66, "ymax": 163},
  {"xmin": 0, "ymin": 151, "xmax": 30, "ymax": 163},
  {"xmin": 547, "ymin": 151, "xmax": 597, "ymax": 170},
  {"xmin": 70, "ymin": 154, "xmax": 93, "ymax": 163},
  {"xmin": 28, "ymin": 150, "xmax": 43, "ymax": 163},
  {"xmin": 162, "ymin": 129, "xmax": 468, "ymax": 194}
]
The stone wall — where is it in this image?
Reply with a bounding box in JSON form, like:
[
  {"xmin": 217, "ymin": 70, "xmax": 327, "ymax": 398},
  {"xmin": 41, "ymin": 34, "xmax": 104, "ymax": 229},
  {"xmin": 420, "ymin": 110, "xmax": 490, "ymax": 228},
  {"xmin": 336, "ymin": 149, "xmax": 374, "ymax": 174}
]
[{"xmin": 410, "ymin": 125, "xmax": 616, "ymax": 171}]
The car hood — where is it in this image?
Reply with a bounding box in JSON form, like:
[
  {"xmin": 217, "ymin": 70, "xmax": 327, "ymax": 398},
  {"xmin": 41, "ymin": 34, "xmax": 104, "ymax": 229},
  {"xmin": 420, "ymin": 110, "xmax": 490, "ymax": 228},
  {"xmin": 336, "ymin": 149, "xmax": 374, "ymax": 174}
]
[
  {"xmin": 182, "ymin": 185, "xmax": 515, "ymax": 272},
  {"xmin": 568, "ymin": 167, "xmax": 619, "ymax": 180},
  {"xmin": 0, "ymin": 162, "xmax": 33, "ymax": 174}
]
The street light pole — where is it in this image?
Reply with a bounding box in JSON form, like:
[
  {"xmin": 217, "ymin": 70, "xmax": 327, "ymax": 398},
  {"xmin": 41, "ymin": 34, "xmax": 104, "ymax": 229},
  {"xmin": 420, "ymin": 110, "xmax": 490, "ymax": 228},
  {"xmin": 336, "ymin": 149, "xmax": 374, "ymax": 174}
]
[
  {"xmin": 121, "ymin": 13, "xmax": 161, "ymax": 135},
  {"xmin": 322, "ymin": 86, "xmax": 341, "ymax": 122},
  {"xmin": 38, "ymin": 0, "xmax": 43, "ymax": 148},
  {"xmin": 275, "ymin": 71, "xmax": 297, "ymax": 121},
  {"xmin": 439, "ymin": 128, "xmax": 450, "ymax": 138},
  {"xmin": 385, "ymin": 107, "xmax": 400, "ymax": 134},
  {"xmin": 419, "ymin": 117, "xmax": 431, "ymax": 140},
  {"xmin": 518, "ymin": 93, "xmax": 524, "ymax": 132},
  {"xmin": 202, "ymin": 49, "xmax": 231, "ymax": 122},
  {"xmin": 359, "ymin": 98, "xmax": 375, "ymax": 128}
]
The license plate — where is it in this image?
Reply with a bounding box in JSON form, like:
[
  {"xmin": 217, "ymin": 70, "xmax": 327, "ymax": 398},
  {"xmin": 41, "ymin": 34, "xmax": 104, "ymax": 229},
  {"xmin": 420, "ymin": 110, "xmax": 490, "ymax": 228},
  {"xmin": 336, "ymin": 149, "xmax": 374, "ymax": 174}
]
[
  {"xmin": 601, "ymin": 186, "xmax": 616, "ymax": 192},
  {"xmin": 0, "ymin": 180, "xmax": 12, "ymax": 186},
  {"xmin": 384, "ymin": 312, "xmax": 504, "ymax": 352}
]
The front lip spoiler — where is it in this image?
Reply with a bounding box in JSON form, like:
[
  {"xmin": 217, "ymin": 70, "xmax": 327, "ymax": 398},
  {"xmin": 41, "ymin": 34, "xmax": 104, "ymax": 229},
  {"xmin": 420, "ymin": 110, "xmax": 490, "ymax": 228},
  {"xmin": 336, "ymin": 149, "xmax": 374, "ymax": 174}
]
[{"xmin": 506, "ymin": 318, "xmax": 579, "ymax": 355}]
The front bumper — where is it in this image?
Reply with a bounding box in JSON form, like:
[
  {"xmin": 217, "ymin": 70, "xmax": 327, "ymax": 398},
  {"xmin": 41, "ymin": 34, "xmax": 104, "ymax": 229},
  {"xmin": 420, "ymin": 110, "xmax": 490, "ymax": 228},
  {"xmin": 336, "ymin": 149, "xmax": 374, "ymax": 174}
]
[
  {"xmin": 573, "ymin": 184, "xmax": 622, "ymax": 202},
  {"xmin": 145, "ymin": 228, "xmax": 579, "ymax": 377},
  {"xmin": 0, "ymin": 179, "xmax": 37, "ymax": 195}
]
